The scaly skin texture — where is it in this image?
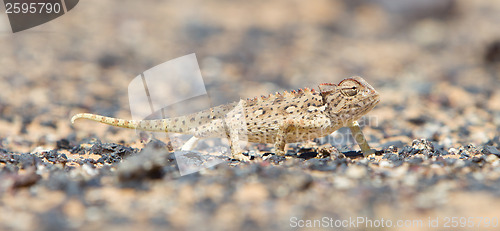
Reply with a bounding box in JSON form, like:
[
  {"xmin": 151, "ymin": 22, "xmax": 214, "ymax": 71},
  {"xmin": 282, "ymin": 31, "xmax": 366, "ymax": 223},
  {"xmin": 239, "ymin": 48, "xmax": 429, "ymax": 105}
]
[{"xmin": 72, "ymin": 76, "xmax": 380, "ymax": 161}]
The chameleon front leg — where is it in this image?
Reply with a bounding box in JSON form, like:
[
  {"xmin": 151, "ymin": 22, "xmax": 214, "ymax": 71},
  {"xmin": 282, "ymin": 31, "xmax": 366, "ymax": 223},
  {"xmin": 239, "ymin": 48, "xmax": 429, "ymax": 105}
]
[
  {"xmin": 189, "ymin": 118, "xmax": 250, "ymax": 161},
  {"xmin": 274, "ymin": 126, "xmax": 288, "ymax": 156},
  {"xmin": 348, "ymin": 121, "xmax": 375, "ymax": 156},
  {"xmin": 181, "ymin": 136, "xmax": 200, "ymax": 151}
]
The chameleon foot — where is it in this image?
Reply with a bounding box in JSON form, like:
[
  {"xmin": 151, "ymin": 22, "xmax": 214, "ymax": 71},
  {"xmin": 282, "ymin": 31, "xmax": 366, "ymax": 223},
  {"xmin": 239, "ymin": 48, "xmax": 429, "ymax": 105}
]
[{"xmin": 232, "ymin": 152, "xmax": 251, "ymax": 162}]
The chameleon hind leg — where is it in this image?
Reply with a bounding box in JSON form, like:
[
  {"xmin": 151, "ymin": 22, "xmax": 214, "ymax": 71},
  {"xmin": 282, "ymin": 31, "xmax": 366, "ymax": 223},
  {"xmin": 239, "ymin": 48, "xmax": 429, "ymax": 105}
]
[
  {"xmin": 224, "ymin": 99, "xmax": 251, "ymax": 161},
  {"xmin": 187, "ymin": 117, "xmax": 250, "ymax": 161},
  {"xmin": 180, "ymin": 135, "xmax": 249, "ymax": 161},
  {"xmin": 274, "ymin": 117, "xmax": 332, "ymax": 156}
]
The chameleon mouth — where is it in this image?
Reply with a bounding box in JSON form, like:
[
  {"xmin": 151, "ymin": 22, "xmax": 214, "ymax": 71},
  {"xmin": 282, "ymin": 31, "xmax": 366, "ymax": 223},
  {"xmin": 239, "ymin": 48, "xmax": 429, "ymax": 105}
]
[
  {"xmin": 370, "ymin": 91, "xmax": 381, "ymax": 104},
  {"xmin": 360, "ymin": 94, "xmax": 380, "ymax": 114},
  {"xmin": 373, "ymin": 95, "xmax": 381, "ymax": 105}
]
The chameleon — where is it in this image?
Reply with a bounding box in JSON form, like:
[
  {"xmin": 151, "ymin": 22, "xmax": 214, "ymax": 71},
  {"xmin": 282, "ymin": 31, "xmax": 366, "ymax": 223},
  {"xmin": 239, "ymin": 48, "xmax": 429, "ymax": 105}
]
[{"xmin": 71, "ymin": 76, "xmax": 380, "ymax": 161}]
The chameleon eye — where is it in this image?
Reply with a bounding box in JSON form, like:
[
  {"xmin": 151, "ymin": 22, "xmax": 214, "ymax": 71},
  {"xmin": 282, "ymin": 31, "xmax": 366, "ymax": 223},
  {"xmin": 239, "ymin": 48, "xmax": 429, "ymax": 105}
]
[
  {"xmin": 341, "ymin": 86, "xmax": 358, "ymax": 96},
  {"xmin": 339, "ymin": 80, "xmax": 360, "ymax": 97}
]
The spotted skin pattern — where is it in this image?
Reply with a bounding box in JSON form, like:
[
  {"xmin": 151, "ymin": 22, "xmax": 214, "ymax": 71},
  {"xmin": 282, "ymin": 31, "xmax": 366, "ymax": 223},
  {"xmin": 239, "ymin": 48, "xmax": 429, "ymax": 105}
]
[{"xmin": 71, "ymin": 76, "xmax": 380, "ymax": 161}]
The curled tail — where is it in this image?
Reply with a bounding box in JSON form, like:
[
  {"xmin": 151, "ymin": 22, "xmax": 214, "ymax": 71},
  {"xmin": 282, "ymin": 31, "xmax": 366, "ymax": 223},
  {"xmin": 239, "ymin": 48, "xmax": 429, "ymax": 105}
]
[{"xmin": 71, "ymin": 113, "xmax": 170, "ymax": 132}]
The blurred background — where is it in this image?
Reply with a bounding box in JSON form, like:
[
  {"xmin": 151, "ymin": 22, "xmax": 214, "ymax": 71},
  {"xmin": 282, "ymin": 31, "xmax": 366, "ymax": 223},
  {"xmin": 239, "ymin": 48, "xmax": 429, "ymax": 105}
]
[
  {"xmin": 0, "ymin": 0, "xmax": 499, "ymax": 151},
  {"xmin": 1, "ymin": 0, "xmax": 500, "ymax": 230}
]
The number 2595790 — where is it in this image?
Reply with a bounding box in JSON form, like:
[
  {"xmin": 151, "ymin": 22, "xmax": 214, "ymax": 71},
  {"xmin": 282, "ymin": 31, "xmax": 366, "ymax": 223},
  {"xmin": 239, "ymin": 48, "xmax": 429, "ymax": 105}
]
[{"xmin": 5, "ymin": 2, "xmax": 61, "ymax": 14}]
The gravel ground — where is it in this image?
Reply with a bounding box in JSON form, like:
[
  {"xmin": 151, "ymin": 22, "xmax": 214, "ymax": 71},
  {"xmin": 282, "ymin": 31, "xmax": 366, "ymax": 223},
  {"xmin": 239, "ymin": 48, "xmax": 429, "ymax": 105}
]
[{"xmin": 1, "ymin": 0, "xmax": 500, "ymax": 230}]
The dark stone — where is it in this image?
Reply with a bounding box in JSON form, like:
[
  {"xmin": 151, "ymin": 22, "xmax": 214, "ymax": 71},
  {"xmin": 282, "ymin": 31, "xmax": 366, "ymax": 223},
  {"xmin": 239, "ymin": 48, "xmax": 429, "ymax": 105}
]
[
  {"xmin": 307, "ymin": 158, "xmax": 336, "ymax": 171},
  {"xmin": 19, "ymin": 116, "xmax": 33, "ymax": 134},
  {"xmin": 45, "ymin": 171, "xmax": 85, "ymax": 196},
  {"xmin": 262, "ymin": 152, "xmax": 273, "ymax": 157},
  {"xmin": 183, "ymin": 21, "xmax": 222, "ymax": 44},
  {"xmin": 90, "ymin": 141, "xmax": 138, "ymax": 164},
  {"xmin": 408, "ymin": 157, "xmax": 424, "ymax": 164},
  {"xmin": 374, "ymin": 0, "xmax": 456, "ymax": 21},
  {"xmin": 297, "ymin": 146, "xmax": 314, "ymax": 154},
  {"xmin": 42, "ymin": 150, "xmax": 68, "ymax": 165},
  {"xmin": 69, "ymin": 143, "xmax": 86, "ymax": 155},
  {"xmin": 382, "ymin": 153, "xmax": 401, "ymax": 161},
  {"xmin": 399, "ymin": 139, "xmax": 437, "ymax": 158},
  {"xmin": 485, "ymin": 40, "xmax": 500, "ymax": 64},
  {"xmin": 196, "ymin": 197, "xmax": 218, "ymax": 213},
  {"xmin": 333, "ymin": 157, "xmax": 349, "ymax": 170},
  {"xmin": 381, "ymin": 140, "xmax": 406, "ymax": 149},
  {"xmin": 458, "ymin": 126, "xmax": 471, "ymax": 136},
  {"xmin": 282, "ymin": 172, "xmax": 313, "ymax": 191},
  {"xmin": 11, "ymin": 153, "xmax": 41, "ymax": 169},
  {"xmin": 12, "ymin": 168, "xmax": 41, "ymax": 189},
  {"xmin": 240, "ymin": 217, "xmax": 261, "ymax": 231},
  {"xmin": 485, "ymin": 136, "xmax": 500, "ymax": 146},
  {"xmin": 297, "ymin": 151, "xmax": 318, "ymax": 160},
  {"xmin": 407, "ymin": 116, "xmax": 427, "ymax": 125},
  {"xmin": 40, "ymin": 120, "xmax": 58, "ymax": 129},
  {"xmin": 117, "ymin": 145, "xmax": 173, "ymax": 184},
  {"xmin": 145, "ymin": 138, "xmax": 168, "ymax": 150},
  {"xmin": 471, "ymin": 157, "xmax": 484, "ymax": 163},
  {"xmin": 432, "ymin": 142, "xmax": 448, "ymax": 155},
  {"xmin": 150, "ymin": 215, "xmax": 170, "ymax": 226},
  {"xmin": 38, "ymin": 208, "xmax": 69, "ymax": 231},
  {"xmin": 56, "ymin": 139, "xmax": 72, "ymax": 150},
  {"xmin": 444, "ymin": 158, "xmax": 457, "ymax": 166},
  {"xmin": 342, "ymin": 151, "xmax": 364, "ymax": 158},
  {"xmin": 398, "ymin": 145, "xmax": 413, "ymax": 156},
  {"xmin": 482, "ymin": 145, "xmax": 500, "ymax": 156},
  {"xmin": 98, "ymin": 53, "xmax": 122, "ymax": 68},
  {"xmin": 460, "ymin": 153, "xmax": 470, "ymax": 159},
  {"xmin": 267, "ymin": 154, "xmax": 286, "ymax": 164}
]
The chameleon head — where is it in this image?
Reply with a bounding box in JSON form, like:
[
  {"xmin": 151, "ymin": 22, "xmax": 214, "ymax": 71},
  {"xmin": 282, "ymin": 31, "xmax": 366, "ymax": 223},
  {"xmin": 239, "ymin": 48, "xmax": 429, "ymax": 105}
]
[{"xmin": 319, "ymin": 76, "xmax": 380, "ymax": 126}]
